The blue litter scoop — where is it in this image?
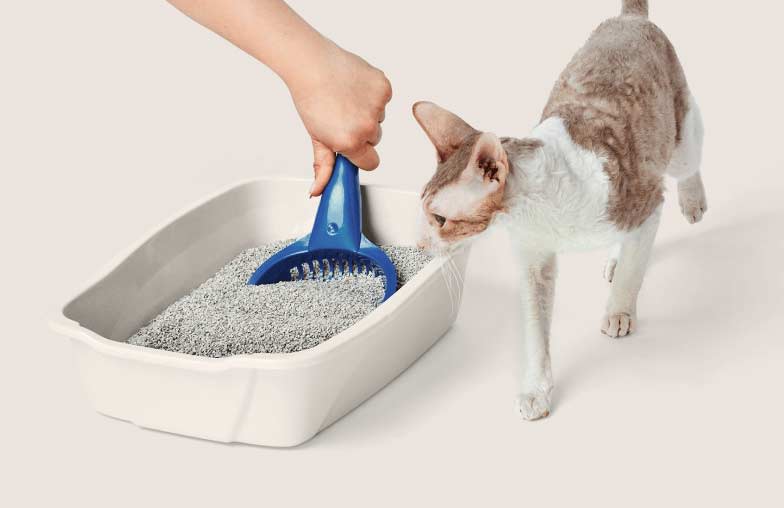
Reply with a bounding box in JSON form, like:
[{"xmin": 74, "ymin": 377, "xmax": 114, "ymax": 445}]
[{"xmin": 248, "ymin": 154, "xmax": 397, "ymax": 302}]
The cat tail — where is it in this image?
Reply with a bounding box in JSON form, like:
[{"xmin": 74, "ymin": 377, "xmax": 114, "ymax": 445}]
[{"xmin": 622, "ymin": 0, "xmax": 649, "ymax": 17}]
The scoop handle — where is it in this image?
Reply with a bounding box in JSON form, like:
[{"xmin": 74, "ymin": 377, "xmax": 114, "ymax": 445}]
[{"xmin": 308, "ymin": 154, "xmax": 362, "ymax": 252}]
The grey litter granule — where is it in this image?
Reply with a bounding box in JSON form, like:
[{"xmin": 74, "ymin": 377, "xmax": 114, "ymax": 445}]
[{"xmin": 127, "ymin": 240, "xmax": 432, "ymax": 357}]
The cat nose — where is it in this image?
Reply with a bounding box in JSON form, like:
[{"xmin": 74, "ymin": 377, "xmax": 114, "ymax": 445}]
[{"xmin": 432, "ymin": 213, "xmax": 446, "ymax": 228}]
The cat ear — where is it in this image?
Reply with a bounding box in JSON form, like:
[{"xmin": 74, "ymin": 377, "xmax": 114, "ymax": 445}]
[
  {"xmin": 465, "ymin": 132, "xmax": 509, "ymax": 185},
  {"xmin": 412, "ymin": 101, "xmax": 479, "ymax": 162}
]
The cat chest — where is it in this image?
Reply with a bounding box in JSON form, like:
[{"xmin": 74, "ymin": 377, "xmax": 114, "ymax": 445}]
[
  {"xmin": 507, "ymin": 208, "xmax": 622, "ymax": 252},
  {"xmin": 504, "ymin": 176, "xmax": 622, "ymax": 252}
]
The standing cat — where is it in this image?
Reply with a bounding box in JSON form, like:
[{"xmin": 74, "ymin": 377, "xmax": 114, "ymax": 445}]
[{"xmin": 413, "ymin": 0, "xmax": 706, "ymax": 420}]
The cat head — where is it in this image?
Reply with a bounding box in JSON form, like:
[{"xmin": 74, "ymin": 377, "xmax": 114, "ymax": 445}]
[{"xmin": 413, "ymin": 101, "xmax": 519, "ymax": 253}]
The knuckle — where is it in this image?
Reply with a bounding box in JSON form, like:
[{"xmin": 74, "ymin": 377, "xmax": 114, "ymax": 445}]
[
  {"xmin": 381, "ymin": 76, "xmax": 392, "ymax": 100},
  {"xmin": 335, "ymin": 133, "xmax": 359, "ymax": 151},
  {"xmin": 346, "ymin": 137, "xmax": 365, "ymax": 153},
  {"xmin": 359, "ymin": 120, "xmax": 377, "ymax": 138},
  {"xmin": 344, "ymin": 127, "xmax": 370, "ymax": 147},
  {"xmin": 369, "ymin": 70, "xmax": 392, "ymax": 101}
]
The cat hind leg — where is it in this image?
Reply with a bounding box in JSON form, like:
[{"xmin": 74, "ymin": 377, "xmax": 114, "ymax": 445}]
[{"xmin": 667, "ymin": 94, "xmax": 707, "ymax": 224}]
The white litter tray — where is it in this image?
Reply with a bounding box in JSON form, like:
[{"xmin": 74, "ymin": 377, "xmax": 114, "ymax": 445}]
[{"xmin": 50, "ymin": 178, "xmax": 469, "ymax": 447}]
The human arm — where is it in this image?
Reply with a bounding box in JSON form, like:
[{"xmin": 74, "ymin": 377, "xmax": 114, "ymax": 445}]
[{"xmin": 167, "ymin": 0, "xmax": 392, "ymax": 195}]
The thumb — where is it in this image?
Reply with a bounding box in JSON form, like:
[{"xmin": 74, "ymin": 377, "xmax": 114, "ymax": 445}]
[{"xmin": 310, "ymin": 139, "xmax": 335, "ymax": 197}]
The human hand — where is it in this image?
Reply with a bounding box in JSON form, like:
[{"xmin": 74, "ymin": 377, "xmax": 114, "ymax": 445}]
[
  {"xmin": 166, "ymin": 0, "xmax": 391, "ymax": 196},
  {"xmin": 286, "ymin": 43, "xmax": 392, "ymax": 196}
]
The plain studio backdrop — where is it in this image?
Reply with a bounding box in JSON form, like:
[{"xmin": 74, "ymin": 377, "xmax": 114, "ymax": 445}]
[{"xmin": 2, "ymin": 1, "xmax": 783, "ymax": 506}]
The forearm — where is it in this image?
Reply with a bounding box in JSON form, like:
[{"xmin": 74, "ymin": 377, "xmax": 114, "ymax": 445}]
[{"xmin": 167, "ymin": 0, "xmax": 333, "ymax": 87}]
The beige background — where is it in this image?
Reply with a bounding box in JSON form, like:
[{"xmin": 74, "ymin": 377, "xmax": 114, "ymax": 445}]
[{"xmin": 2, "ymin": 1, "xmax": 783, "ymax": 506}]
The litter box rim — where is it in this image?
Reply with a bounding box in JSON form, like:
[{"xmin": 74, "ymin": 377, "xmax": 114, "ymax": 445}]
[{"xmin": 49, "ymin": 177, "xmax": 465, "ymax": 372}]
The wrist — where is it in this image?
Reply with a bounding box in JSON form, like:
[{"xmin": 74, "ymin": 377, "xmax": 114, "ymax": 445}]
[{"xmin": 280, "ymin": 37, "xmax": 343, "ymax": 93}]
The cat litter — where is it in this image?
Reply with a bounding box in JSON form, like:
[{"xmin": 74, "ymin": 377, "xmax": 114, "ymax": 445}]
[{"xmin": 128, "ymin": 240, "xmax": 432, "ymax": 357}]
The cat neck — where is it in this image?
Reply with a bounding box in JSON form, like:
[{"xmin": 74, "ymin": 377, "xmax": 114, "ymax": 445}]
[
  {"xmin": 502, "ymin": 115, "xmax": 610, "ymax": 217},
  {"xmin": 503, "ymin": 117, "xmax": 563, "ymax": 202}
]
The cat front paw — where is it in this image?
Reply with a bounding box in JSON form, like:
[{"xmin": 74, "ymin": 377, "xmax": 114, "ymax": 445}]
[
  {"xmin": 602, "ymin": 312, "xmax": 636, "ymax": 338},
  {"xmin": 678, "ymin": 176, "xmax": 708, "ymax": 224},
  {"xmin": 679, "ymin": 198, "xmax": 707, "ymax": 224},
  {"xmin": 516, "ymin": 390, "xmax": 552, "ymax": 421}
]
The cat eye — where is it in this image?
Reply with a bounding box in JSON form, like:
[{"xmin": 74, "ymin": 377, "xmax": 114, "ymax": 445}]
[{"xmin": 432, "ymin": 214, "xmax": 447, "ymax": 227}]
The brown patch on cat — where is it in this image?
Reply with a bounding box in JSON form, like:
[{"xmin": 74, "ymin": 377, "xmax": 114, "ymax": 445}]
[
  {"xmin": 421, "ymin": 132, "xmax": 481, "ymax": 198},
  {"xmin": 501, "ymin": 137, "xmax": 545, "ymax": 163},
  {"xmin": 542, "ymin": 14, "xmax": 690, "ymax": 230},
  {"xmin": 440, "ymin": 217, "xmax": 491, "ymax": 242},
  {"xmin": 435, "ymin": 198, "xmax": 500, "ymax": 243},
  {"xmin": 622, "ymin": 0, "xmax": 648, "ymax": 17}
]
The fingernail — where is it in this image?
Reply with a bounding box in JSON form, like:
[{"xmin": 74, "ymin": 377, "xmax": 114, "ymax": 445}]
[{"xmin": 308, "ymin": 182, "xmax": 315, "ymax": 198}]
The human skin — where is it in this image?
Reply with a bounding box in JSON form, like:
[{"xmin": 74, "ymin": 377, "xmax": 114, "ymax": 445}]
[{"xmin": 167, "ymin": 0, "xmax": 392, "ymax": 196}]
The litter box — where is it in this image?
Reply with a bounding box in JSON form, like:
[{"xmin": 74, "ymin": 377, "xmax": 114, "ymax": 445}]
[{"xmin": 49, "ymin": 178, "xmax": 470, "ymax": 447}]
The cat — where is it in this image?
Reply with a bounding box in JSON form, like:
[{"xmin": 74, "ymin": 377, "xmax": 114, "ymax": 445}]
[{"xmin": 413, "ymin": 0, "xmax": 706, "ymax": 420}]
